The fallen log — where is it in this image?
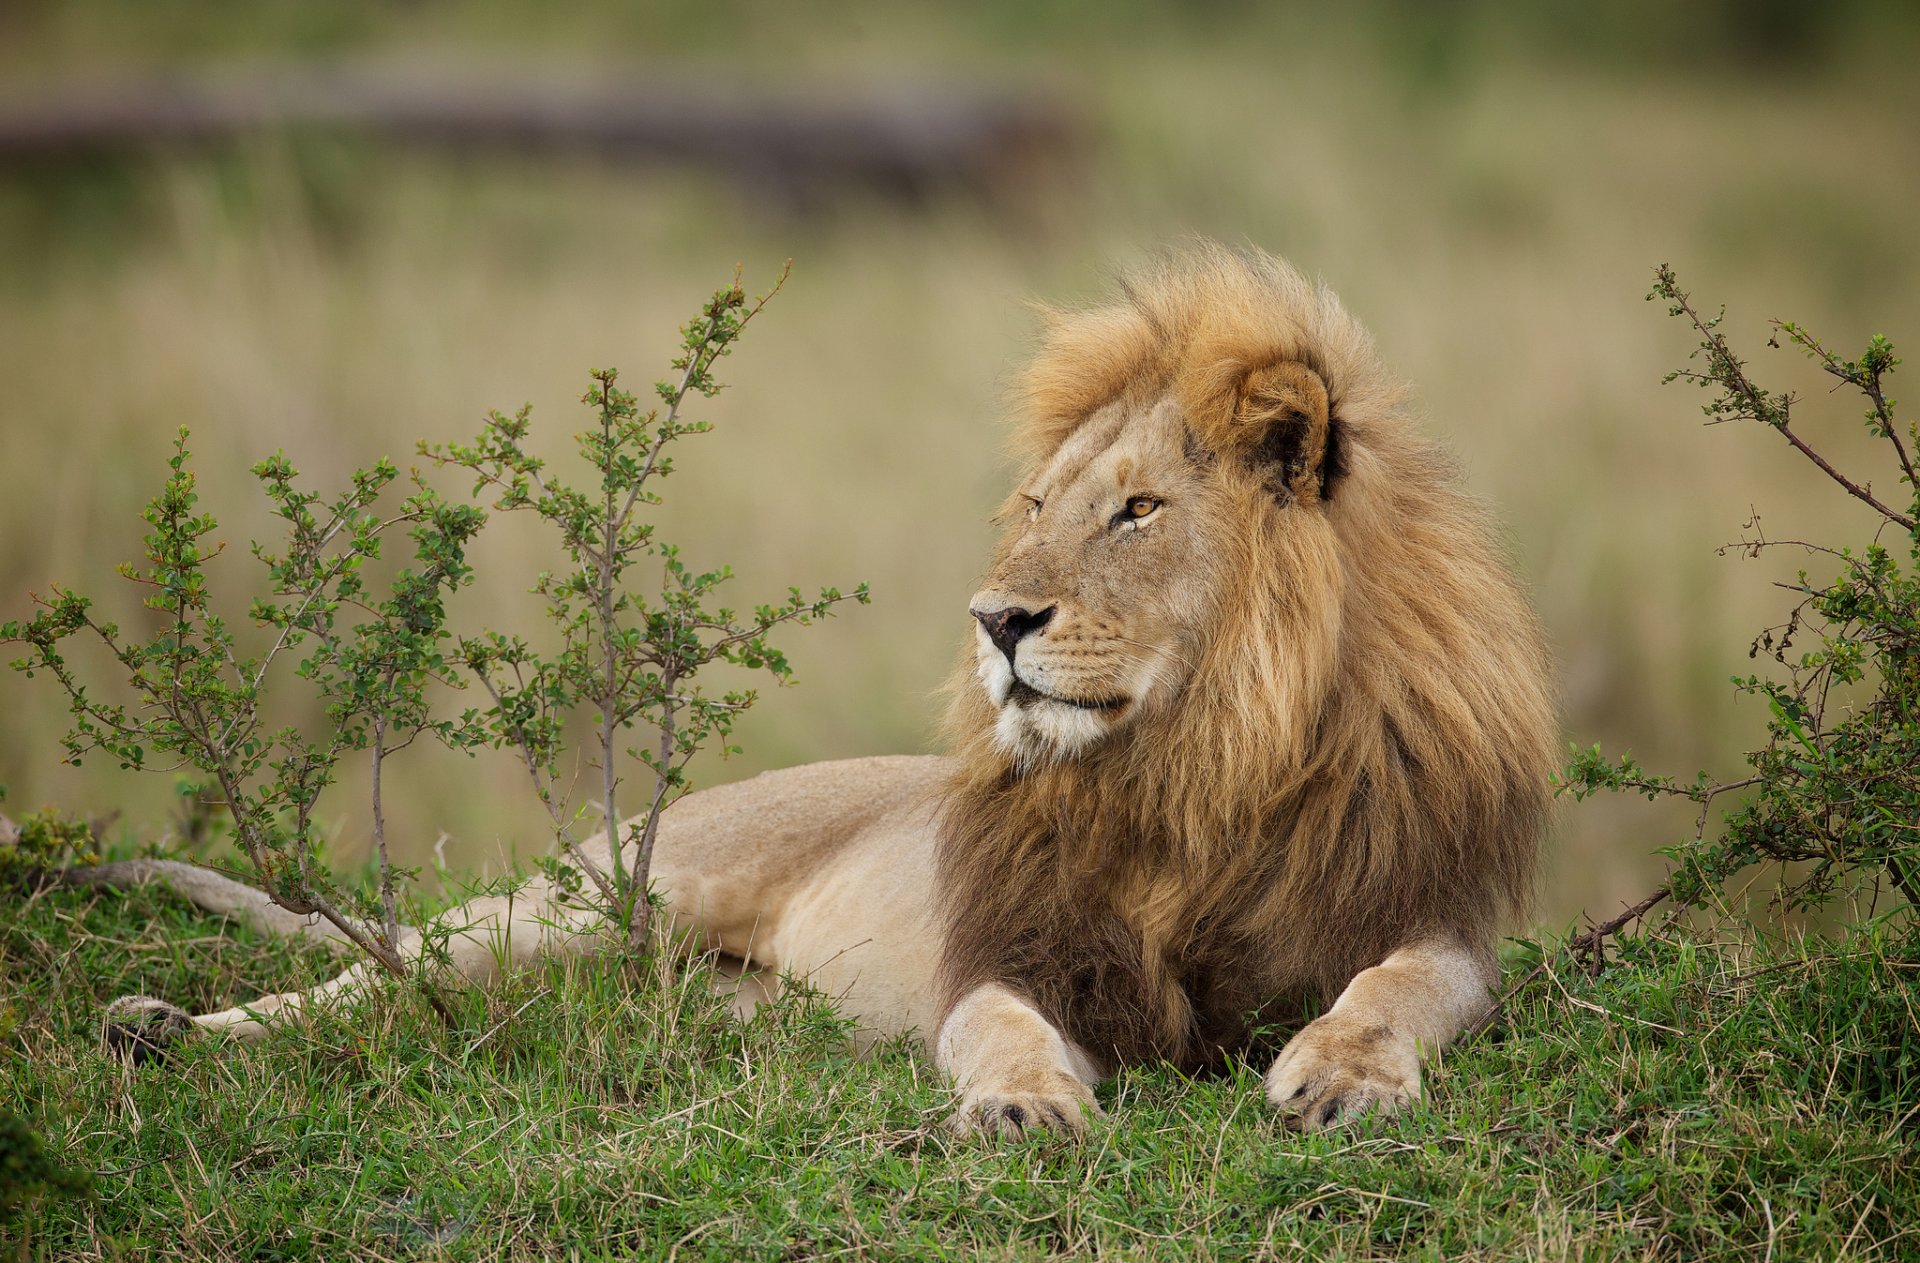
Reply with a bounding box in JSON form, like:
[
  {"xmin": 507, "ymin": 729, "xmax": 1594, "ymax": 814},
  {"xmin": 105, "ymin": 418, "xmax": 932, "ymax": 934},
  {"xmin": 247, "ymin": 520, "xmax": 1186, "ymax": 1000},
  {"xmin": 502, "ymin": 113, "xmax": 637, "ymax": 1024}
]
[{"xmin": 0, "ymin": 62, "xmax": 1083, "ymax": 206}]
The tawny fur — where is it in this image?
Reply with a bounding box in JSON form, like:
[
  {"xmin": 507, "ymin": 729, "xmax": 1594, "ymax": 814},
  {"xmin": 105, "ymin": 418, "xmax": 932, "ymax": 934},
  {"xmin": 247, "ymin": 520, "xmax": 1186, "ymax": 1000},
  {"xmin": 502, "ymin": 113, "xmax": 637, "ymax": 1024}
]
[{"xmin": 936, "ymin": 244, "xmax": 1557, "ymax": 1071}]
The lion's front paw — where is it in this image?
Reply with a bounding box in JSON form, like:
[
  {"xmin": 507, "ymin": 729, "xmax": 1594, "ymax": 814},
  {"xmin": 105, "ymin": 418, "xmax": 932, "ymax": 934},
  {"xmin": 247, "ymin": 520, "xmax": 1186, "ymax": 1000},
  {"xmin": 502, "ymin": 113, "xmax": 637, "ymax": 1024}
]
[
  {"xmin": 102, "ymin": 995, "xmax": 195, "ymax": 1066},
  {"xmin": 950, "ymin": 1073, "xmax": 1102, "ymax": 1141},
  {"xmin": 1265, "ymin": 1014, "xmax": 1420, "ymax": 1131}
]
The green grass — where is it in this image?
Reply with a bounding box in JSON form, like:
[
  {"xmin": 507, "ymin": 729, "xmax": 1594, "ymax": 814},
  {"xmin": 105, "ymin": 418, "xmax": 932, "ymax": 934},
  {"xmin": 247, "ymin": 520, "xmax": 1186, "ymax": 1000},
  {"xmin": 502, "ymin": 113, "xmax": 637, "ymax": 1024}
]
[{"xmin": 2, "ymin": 878, "xmax": 1913, "ymax": 1260}]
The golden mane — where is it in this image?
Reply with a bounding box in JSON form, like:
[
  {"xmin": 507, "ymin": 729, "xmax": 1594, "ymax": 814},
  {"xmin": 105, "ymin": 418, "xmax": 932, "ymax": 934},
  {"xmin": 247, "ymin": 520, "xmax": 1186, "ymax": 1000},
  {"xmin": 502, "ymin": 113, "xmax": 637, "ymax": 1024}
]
[{"xmin": 935, "ymin": 244, "xmax": 1558, "ymax": 1070}]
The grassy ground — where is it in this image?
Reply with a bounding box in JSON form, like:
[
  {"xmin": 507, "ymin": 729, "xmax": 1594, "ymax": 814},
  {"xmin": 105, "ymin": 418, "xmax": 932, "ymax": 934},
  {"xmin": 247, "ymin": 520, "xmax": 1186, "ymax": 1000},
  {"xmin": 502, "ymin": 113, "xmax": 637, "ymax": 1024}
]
[{"xmin": 2, "ymin": 876, "xmax": 1914, "ymax": 1260}]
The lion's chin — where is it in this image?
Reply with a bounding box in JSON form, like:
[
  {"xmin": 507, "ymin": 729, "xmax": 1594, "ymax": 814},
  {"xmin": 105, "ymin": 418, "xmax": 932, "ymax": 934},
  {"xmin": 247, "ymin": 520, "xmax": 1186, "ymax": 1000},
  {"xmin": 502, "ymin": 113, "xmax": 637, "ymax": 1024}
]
[
  {"xmin": 974, "ymin": 649, "xmax": 1141, "ymax": 766},
  {"xmin": 991, "ymin": 694, "xmax": 1128, "ymax": 766}
]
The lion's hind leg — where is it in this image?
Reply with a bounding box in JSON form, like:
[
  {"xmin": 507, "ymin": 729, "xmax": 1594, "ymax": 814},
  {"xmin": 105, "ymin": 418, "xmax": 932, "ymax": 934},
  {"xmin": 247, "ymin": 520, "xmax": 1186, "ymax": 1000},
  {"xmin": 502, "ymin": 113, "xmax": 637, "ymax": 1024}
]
[
  {"xmin": 100, "ymin": 873, "xmax": 603, "ymax": 1063},
  {"xmin": 102, "ymin": 954, "xmax": 396, "ymax": 1063},
  {"xmin": 87, "ymin": 829, "xmax": 790, "ymax": 1063}
]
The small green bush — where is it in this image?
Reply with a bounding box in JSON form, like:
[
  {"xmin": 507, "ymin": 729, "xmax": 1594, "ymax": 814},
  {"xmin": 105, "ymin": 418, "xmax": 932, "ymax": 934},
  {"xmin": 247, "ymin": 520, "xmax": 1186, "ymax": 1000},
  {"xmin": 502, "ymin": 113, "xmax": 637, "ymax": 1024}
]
[
  {"xmin": 2, "ymin": 266, "xmax": 865, "ymax": 996},
  {"xmin": 1561, "ymin": 266, "xmax": 1919, "ymax": 948},
  {"xmin": 0, "ymin": 802, "xmax": 98, "ymax": 890}
]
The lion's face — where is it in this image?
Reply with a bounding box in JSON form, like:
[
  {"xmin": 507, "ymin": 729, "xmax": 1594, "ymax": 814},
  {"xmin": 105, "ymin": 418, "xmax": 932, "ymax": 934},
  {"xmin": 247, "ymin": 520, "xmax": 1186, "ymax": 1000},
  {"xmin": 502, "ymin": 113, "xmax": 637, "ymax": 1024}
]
[{"xmin": 969, "ymin": 394, "xmax": 1239, "ymax": 765}]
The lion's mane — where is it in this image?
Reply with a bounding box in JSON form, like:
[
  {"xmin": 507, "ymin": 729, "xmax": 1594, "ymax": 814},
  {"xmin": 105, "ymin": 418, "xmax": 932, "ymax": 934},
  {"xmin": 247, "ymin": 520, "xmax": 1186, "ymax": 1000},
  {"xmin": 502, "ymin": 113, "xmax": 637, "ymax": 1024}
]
[{"xmin": 935, "ymin": 245, "xmax": 1558, "ymax": 1071}]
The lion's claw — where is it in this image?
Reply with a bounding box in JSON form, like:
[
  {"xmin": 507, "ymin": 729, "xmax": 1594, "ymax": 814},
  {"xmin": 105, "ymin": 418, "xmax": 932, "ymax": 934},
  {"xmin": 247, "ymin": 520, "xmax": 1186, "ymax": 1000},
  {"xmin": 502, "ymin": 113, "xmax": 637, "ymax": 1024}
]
[
  {"xmin": 102, "ymin": 995, "xmax": 195, "ymax": 1066},
  {"xmin": 1266, "ymin": 1013, "xmax": 1420, "ymax": 1131},
  {"xmin": 952, "ymin": 1079, "xmax": 1101, "ymax": 1141}
]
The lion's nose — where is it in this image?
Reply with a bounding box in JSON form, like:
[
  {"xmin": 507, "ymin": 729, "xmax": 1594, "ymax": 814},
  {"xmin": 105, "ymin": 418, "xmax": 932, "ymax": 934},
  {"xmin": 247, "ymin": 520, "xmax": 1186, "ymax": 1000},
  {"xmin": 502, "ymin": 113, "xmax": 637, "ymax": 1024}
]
[{"xmin": 971, "ymin": 604, "xmax": 1055, "ymax": 662}]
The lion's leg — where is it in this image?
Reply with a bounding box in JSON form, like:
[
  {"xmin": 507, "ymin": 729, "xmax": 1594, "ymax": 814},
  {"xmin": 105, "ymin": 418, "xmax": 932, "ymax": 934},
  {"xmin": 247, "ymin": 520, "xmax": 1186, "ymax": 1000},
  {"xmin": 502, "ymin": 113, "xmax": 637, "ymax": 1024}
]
[
  {"xmin": 935, "ymin": 983, "xmax": 1106, "ymax": 1139},
  {"xmin": 96, "ymin": 814, "xmax": 807, "ymax": 1063},
  {"xmin": 1264, "ymin": 936, "xmax": 1494, "ymax": 1130},
  {"xmin": 104, "ymin": 876, "xmax": 604, "ymax": 1061},
  {"xmin": 102, "ymin": 756, "xmax": 950, "ymax": 1062},
  {"xmin": 111, "ymin": 951, "xmax": 402, "ymax": 1050}
]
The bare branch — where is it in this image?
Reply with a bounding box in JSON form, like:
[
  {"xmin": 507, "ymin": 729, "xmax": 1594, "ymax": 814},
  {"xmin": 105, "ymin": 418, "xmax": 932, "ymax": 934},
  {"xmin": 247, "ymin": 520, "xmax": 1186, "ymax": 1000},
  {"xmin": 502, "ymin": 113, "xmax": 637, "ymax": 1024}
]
[{"xmin": 1662, "ymin": 277, "xmax": 1914, "ymax": 529}]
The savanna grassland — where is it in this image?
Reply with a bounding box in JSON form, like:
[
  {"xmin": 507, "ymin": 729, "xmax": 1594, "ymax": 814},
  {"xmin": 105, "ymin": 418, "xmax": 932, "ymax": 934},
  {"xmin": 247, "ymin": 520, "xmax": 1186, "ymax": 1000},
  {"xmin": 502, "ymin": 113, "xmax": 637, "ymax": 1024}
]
[
  {"xmin": 3, "ymin": 2, "xmax": 1918, "ymax": 916},
  {"xmin": 3, "ymin": 3, "xmax": 1919, "ymax": 1259}
]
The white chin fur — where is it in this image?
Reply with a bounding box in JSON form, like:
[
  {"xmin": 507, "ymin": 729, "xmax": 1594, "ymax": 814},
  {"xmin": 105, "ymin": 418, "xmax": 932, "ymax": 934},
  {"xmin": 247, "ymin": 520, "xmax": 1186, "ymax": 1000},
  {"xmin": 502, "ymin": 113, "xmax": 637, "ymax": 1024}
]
[
  {"xmin": 975, "ymin": 630, "xmax": 1170, "ymax": 767},
  {"xmin": 993, "ymin": 699, "xmax": 1112, "ymax": 766}
]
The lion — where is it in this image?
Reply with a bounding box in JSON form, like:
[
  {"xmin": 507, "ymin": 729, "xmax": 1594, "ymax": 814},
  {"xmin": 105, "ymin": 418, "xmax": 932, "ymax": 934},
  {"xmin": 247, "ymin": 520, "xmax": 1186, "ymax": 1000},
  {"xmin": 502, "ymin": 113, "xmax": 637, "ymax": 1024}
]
[{"xmin": 88, "ymin": 242, "xmax": 1556, "ymax": 1137}]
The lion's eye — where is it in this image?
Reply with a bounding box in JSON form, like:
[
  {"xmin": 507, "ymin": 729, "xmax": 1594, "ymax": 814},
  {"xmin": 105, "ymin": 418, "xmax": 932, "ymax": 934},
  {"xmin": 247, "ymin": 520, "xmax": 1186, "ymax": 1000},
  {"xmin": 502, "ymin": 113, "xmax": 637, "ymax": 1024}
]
[
  {"xmin": 1120, "ymin": 496, "xmax": 1162, "ymax": 523},
  {"xmin": 1023, "ymin": 496, "xmax": 1043, "ymax": 521}
]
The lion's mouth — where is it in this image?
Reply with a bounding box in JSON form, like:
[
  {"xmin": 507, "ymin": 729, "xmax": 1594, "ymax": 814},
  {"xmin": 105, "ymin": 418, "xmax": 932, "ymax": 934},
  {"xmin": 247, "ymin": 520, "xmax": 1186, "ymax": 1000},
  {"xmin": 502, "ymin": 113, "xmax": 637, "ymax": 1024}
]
[{"xmin": 1007, "ymin": 679, "xmax": 1131, "ymax": 713}]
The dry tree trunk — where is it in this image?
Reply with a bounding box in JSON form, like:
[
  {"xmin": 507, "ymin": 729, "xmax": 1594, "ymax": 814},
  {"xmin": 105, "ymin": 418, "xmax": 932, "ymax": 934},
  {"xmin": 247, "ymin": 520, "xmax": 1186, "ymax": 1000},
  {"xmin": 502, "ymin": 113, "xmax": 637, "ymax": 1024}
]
[{"xmin": 0, "ymin": 63, "xmax": 1083, "ymax": 210}]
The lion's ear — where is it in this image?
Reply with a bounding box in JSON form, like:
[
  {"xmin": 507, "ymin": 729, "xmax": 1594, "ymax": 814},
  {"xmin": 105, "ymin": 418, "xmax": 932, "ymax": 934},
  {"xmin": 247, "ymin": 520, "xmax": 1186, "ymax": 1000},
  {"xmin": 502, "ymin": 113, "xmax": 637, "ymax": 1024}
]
[{"xmin": 1230, "ymin": 361, "xmax": 1341, "ymax": 505}]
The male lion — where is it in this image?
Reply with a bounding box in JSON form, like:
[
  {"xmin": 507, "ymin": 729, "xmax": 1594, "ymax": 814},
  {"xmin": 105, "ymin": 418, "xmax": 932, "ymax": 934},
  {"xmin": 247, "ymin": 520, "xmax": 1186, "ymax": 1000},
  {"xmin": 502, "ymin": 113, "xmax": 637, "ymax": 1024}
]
[{"xmin": 94, "ymin": 243, "xmax": 1556, "ymax": 1136}]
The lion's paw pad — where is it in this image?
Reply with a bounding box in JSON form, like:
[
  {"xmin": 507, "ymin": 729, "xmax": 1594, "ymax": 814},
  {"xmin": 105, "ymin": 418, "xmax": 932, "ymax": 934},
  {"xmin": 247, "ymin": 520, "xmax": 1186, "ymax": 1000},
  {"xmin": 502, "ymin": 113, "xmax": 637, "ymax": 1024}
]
[{"xmin": 102, "ymin": 995, "xmax": 195, "ymax": 1066}]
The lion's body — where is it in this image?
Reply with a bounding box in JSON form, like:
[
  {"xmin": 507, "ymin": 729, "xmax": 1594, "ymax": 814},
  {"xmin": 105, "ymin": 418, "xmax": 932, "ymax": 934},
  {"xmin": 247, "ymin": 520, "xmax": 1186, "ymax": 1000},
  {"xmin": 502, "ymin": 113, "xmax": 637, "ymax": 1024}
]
[
  {"xmin": 100, "ymin": 244, "xmax": 1558, "ymax": 1138},
  {"xmin": 647, "ymin": 754, "xmax": 951, "ymax": 1044}
]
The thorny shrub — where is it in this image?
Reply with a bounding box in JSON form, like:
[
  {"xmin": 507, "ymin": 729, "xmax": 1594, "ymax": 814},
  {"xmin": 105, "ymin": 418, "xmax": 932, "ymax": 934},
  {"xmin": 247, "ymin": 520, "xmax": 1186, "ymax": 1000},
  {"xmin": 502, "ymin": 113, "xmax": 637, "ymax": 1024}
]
[
  {"xmin": 1, "ymin": 266, "xmax": 864, "ymax": 1003},
  {"xmin": 1559, "ymin": 266, "xmax": 1919, "ymax": 957}
]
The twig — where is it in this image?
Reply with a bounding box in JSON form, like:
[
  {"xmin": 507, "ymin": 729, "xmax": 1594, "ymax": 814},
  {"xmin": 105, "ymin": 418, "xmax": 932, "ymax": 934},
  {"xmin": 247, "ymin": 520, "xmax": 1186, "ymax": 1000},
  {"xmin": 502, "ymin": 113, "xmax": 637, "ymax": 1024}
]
[
  {"xmin": 1662, "ymin": 273, "xmax": 1914, "ymax": 530},
  {"xmin": 461, "ymin": 989, "xmax": 549, "ymax": 1058},
  {"xmin": 1776, "ymin": 319, "xmax": 1917, "ymax": 490},
  {"xmin": 465, "ymin": 662, "xmax": 617, "ymax": 910},
  {"xmin": 1466, "ymin": 886, "xmax": 1671, "ymax": 1037}
]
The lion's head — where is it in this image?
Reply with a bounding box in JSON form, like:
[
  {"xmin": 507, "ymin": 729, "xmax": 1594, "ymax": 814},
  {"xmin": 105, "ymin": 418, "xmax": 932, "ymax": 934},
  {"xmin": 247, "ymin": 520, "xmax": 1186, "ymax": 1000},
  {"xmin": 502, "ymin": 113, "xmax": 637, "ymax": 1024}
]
[
  {"xmin": 938, "ymin": 244, "xmax": 1558, "ymax": 1068},
  {"xmin": 967, "ymin": 298, "xmax": 1346, "ymax": 771},
  {"xmin": 957, "ymin": 244, "xmax": 1419, "ymax": 780}
]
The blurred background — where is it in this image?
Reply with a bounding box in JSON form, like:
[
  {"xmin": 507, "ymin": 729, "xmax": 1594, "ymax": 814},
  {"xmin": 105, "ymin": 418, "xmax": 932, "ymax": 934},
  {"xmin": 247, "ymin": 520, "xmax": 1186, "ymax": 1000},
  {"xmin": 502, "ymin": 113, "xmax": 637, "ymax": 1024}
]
[{"xmin": 3, "ymin": 1, "xmax": 1917, "ymax": 927}]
